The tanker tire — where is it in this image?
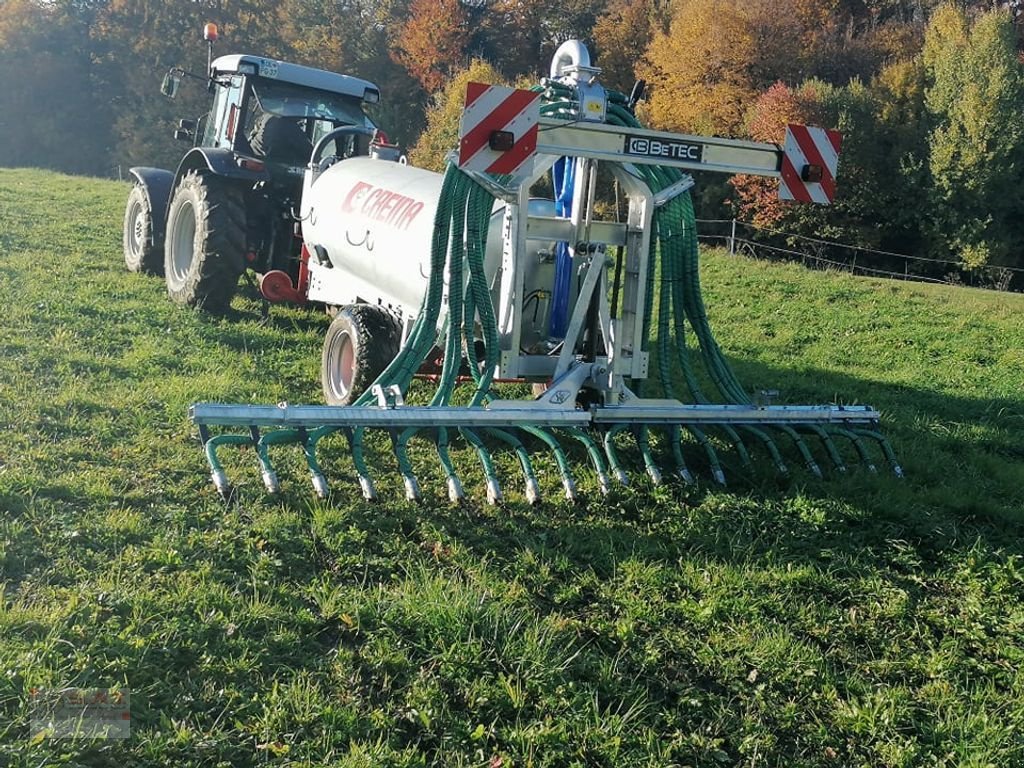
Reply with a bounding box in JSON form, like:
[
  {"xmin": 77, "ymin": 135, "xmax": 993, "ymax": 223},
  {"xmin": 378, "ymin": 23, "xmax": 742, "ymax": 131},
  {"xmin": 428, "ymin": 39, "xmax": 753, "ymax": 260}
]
[
  {"xmin": 322, "ymin": 304, "xmax": 401, "ymax": 406},
  {"xmin": 164, "ymin": 170, "xmax": 246, "ymax": 312},
  {"xmin": 123, "ymin": 184, "xmax": 164, "ymax": 275}
]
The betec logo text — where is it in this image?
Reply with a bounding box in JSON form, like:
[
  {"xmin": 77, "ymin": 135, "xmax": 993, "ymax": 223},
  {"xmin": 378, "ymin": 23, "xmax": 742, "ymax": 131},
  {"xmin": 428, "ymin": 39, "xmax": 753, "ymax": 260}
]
[{"xmin": 625, "ymin": 137, "xmax": 703, "ymax": 162}]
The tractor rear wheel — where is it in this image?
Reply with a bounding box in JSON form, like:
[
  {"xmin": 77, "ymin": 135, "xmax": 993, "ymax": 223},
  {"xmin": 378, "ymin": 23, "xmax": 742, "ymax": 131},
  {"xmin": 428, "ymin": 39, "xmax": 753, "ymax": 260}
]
[
  {"xmin": 322, "ymin": 304, "xmax": 401, "ymax": 405},
  {"xmin": 164, "ymin": 170, "xmax": 246, "ymax": 311},
  {"xmin": 123, "ymin": 184, "xmax": 164, "ymax": 275}
]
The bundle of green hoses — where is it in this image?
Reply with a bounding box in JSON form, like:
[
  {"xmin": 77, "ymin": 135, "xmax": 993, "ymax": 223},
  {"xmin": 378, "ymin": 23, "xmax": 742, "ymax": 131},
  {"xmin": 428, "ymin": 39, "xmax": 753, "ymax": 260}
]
[{"xmin": 301, "ymin": 80, "xmax": 897, "ymax": 499}]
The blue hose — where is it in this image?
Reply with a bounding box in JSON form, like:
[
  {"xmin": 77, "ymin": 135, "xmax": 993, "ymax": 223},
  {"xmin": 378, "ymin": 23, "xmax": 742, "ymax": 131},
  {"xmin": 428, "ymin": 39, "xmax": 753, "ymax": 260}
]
[{"xmin": 548, "ymin": 156, "xmax": 575, "ymax": 337}]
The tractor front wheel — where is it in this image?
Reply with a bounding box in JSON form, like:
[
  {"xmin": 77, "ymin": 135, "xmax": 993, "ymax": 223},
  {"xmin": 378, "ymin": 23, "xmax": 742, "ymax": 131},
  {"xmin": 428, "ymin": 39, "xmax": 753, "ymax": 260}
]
[
  {"xmin": 322, "ymin": 305, "xmax": 401, "ymax": 405},
  {"xmin": 123, "ymin": 184, "xmax": 164, "ymax": 275},
  {"xmin": 164, "ymin": 170, "xmax": 246, "ymax": 311}
]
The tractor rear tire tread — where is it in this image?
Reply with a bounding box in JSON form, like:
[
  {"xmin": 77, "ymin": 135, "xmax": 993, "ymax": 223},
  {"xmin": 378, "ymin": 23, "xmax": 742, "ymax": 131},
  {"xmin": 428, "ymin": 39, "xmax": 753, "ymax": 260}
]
[
  {"xmin": 123, "ymin": 184, "xmax": 164, "ymax": 275},
  {"xmin": 164, "ymin": 170, "xmax": 246, "ymax": 312}
]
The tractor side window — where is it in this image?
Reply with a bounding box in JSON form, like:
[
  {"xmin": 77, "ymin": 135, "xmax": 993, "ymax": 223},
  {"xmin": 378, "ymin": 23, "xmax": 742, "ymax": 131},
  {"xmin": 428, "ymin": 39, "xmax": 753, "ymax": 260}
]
[
  {"xmin": 200, "ymin": 76, "xmax": 244, "ymax": 148},
  {"xmin": 201, "ymin": 83, "xmax": 229, "ymax": 147},
  {"xmin": 224, "ymin": 76, "xmax": 244, "ymax": 149}
]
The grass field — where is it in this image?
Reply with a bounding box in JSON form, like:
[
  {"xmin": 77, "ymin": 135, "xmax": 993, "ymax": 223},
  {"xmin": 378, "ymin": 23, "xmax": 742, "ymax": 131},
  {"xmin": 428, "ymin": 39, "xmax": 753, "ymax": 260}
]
[{"xmin": 1, "ymin": 168, "xmax": 1023, "ymax": 767}]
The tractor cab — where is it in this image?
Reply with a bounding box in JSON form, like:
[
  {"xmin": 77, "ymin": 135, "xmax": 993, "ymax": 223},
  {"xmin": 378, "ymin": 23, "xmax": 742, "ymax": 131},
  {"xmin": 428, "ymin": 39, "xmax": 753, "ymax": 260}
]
[{"xmin": 194, "ymin": 55, "xmax": 381, "ymax": 175}]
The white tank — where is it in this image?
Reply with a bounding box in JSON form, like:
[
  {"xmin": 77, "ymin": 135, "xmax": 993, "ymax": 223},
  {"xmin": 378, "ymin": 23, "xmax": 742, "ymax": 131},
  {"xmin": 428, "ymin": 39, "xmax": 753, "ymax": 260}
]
[
  {"xmin": 300, "ymin": 157, "xmax": 563, "ymax": 344},
  {"xmin": 301, "ymin": 157, "xmax": 454, "ymax": 314}
]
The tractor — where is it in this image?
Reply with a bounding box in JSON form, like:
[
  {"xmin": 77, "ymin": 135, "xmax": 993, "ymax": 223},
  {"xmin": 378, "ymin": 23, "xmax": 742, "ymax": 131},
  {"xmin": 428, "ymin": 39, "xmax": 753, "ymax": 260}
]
[{"xmin": 122, "ymin": 23, "xmax": 396, "ymax": 311}]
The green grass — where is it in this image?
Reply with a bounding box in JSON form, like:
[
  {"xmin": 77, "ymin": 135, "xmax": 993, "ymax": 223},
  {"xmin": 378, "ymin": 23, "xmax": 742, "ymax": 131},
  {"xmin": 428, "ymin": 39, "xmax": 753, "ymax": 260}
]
[{"xmin": 1, "ymin": 167, "xmax": 1023, "ymax": 767}]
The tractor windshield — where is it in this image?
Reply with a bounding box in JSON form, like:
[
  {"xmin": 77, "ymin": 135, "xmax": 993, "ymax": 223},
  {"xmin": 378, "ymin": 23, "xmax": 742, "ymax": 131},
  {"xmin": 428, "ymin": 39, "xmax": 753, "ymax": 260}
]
[
  {"xmin": 243, "ymin": 78, "xmax": 376, "ymax": 166},
  {"xmin": 249, "ymin": 79, "xmax": 368, "ymax": 126}
]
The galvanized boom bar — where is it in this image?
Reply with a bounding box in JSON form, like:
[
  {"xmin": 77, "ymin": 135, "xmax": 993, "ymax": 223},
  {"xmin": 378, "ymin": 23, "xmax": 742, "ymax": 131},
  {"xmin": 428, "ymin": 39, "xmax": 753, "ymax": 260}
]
[
  {"xmin": 535, "ymin": 119, "xmax": 783, "ymax": 178},
  {"xmin": 191, "ymin": 402, "xmax": 879, "ymax": 429}
]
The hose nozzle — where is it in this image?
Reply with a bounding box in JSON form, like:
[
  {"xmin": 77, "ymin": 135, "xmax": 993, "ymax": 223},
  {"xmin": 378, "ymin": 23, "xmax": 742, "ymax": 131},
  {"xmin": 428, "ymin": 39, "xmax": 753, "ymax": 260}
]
[
  {"xmin": 261, "ymin": 469, "xmax": 280, "ymax": 494},
  {"xmin": 211, "ymin": 468, "xmax": 232, "ymax": 500},
  {"xmin": 311, "ymin": 471, "xmax": 329, "ymax": 499},
  {"xmin": 358, "ymin": 475, "xmax": 377, "ymax": 501}
]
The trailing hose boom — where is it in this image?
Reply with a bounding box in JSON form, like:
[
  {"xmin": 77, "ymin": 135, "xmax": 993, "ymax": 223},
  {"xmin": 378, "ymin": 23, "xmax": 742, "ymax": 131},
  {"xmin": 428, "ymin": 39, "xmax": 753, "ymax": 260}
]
[{"xmin": 191, "ymin": 41, "xmax": 898, "ymax": 503}]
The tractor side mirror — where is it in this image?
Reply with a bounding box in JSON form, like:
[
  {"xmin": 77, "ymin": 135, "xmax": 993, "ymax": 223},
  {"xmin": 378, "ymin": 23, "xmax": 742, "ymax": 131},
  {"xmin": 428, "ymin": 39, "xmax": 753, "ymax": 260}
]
[{"xmin": 161, "ymin": 70, "xmax": 182, "ymax": 99}]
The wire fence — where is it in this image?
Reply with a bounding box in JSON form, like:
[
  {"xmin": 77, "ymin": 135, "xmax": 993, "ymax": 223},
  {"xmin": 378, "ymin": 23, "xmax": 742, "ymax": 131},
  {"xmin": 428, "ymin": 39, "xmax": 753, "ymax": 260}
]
[{"xmin": 695, "ymin": 218, "xmax": 1023, "ymax": 293}]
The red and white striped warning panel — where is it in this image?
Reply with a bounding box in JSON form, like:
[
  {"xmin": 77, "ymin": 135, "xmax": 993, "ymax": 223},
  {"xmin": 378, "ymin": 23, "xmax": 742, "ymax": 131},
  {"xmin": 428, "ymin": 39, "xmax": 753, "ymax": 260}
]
[
  {"xmin": 458, "ymin": 83, "xmax": 540, "ymax": 178},
  {"xmin": 778, "ymin": 123, "xmax": 842, "ymax": 205}
]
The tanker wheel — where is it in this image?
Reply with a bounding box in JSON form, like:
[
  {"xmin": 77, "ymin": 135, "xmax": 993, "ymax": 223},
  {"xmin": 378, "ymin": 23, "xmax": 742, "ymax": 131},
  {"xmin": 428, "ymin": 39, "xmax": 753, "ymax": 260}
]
[
  {"xmin": 322, "ymin": 304, "xmax": 401, "ymax": 405},
  {"xmin": 123, "ymin": 184, "xmax": 164, "ymax": 275},
  {"xmin": 164, "ymin": 170, "xmax": 246, "ymax": 312}
]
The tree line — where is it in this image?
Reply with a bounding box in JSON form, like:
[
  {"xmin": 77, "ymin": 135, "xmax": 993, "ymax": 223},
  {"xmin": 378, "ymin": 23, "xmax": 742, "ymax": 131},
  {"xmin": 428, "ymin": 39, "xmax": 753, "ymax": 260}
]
[{"xmin": 2, "ymin": 0, "xmax": 1022, "ymax": 281}]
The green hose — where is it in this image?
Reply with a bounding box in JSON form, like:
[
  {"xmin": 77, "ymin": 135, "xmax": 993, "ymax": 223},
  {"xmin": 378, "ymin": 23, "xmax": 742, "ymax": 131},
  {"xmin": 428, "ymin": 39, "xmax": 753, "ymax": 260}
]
[
  {"xmin": 325, "ymin": 84, "xmax": 824, "ymax": 498},
  {"xmin": 606, "ymin": 100, "xmax": 828, "ymax": 477}
]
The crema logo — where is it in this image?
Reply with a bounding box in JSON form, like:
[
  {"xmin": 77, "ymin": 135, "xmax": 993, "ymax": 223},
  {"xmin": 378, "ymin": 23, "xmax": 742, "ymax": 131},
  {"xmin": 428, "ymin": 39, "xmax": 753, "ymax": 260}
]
[{"xmin": 341, "ymin": 181, "xmax": 425, "ymax": 230}]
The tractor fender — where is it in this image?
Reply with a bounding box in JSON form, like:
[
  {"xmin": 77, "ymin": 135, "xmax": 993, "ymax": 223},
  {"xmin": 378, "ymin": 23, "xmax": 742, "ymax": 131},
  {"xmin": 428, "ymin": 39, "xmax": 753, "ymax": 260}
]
[
  {"xmin": 127, "ymin": 167, "xmax": 174, "ymax": 241},
  {"xmin": 171, "ymin": 147, "xmax": 271, "ymax": 192},
  {"xmin": 165, "ymin": 148, "xmax": 271, "ymax": 228}
]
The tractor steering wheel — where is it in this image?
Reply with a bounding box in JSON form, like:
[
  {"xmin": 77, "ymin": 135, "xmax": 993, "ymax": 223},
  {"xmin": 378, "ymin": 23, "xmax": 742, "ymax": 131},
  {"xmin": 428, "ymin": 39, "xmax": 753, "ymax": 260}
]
[{"xmin": 310, "ymin": 125, "xmax": 375, "ymax": 176}]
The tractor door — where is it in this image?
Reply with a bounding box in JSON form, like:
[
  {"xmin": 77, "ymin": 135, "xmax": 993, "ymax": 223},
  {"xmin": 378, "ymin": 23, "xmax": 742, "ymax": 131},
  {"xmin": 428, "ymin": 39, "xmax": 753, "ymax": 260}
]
[{"xmin": 200, "ymin": 75, "xmax": 245, "ymax": 149}]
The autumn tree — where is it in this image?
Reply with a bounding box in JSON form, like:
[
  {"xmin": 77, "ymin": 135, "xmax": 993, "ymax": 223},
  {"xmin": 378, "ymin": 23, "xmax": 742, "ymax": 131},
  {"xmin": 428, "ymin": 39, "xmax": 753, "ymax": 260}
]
[
  {"xmin": 731, "ymin": 82, "xmax": 820, "ymax": 230},
  {"xmin": 923, "ymin": 5, "xmax": 1024, "ymax": 268},
  {"xmin": 638, "ymin": 0, "xmax": 757, "ymax": 135},
  {"xmin": 772, "ymin": 79, "xmax": 902, "ymax": 249},
  {"xmin": 275, "ymin": 0, "xmax": 426, "ymax": 148},
  {"xmin": 731, "ymin": 70, "xmax": 930, "ymax": 257},
  {"xmin": 868, "ymin": 56, "xmax": 929, "ymax": 256},
  {"xmin": 533, "ymin": 0, "xmax": 609, "ymax": 66},
  {"xmin": 638, "ymin": 0, "xmax": 901, "ymax": 137},
  {"xmin": 591, "ymin": 0, "xmax": 653, "ymax": 93},
  {"xmin": 468, "ymin": 0, "xmax": 608, "ymax": 81},
  {"xmin": 408, "ymin": 59, "xmax": 507, "ymax": 171},
  {"xmin": 393, "ymin": 0, "xmax": 470, "ymax": 92},
  {"xmin": 277, "ymin": 0, "xmax": 383, "ymax": 75},
  {"xmin": 0, "ymin": 0, "xmax": 109, "ymax": 174}
]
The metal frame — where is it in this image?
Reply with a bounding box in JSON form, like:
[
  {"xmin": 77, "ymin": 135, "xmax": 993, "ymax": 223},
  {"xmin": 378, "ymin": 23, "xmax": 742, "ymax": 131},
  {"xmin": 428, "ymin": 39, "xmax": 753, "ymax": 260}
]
[
  {"xmin": 478, "ymin": 150, "xmax": 658, "ymax": 386},
  {"xmin": 472, "ymin": 117, "xmax": 788, "ymax": 395},
  {"xmin": 191, "ymin": 400, "xmax": 879, "ymax": 430},
  {"xmin": 536, "ymin": 119, "xmax": 782, "ymax": 176}
]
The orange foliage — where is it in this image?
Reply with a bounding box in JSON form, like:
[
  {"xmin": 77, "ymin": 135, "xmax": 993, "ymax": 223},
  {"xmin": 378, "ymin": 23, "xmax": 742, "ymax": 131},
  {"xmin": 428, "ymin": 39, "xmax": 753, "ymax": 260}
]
[
  {"xmin": 731, "ymin": 82, "xmax": 822, "ymax": 227},
  {"xmin": 638, "ymin": 0, "xmax": 858, "ymax": 136},
  {"xmin": 639, "ymin": 0, "xmax": 756, "ymax": 135},
  {"xmin": 408, "ymin": 59, "xmax": 508, "ymax": 171},
  {"xmin": 591, "ymin": 0, "xmax": 654, "ymax": 93},
  {"xmin": 394, "ymin": 0, "xmax": 469, "ymax": 92}
]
